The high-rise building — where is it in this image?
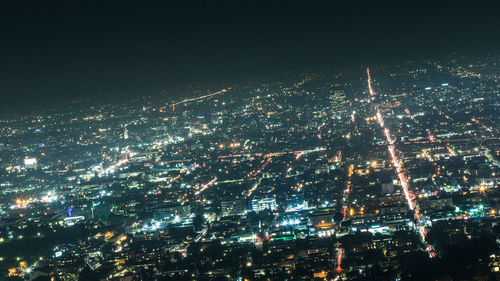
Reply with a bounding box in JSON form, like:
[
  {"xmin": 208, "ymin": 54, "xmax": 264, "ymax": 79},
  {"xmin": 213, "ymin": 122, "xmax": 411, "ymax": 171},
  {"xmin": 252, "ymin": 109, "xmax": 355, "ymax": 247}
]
[
  {"xmin": 329, "ymin": 89, "xmax": 348, "ymax": 118},
  {"xmin": 123, "ymin": 126, "xmax": 129, "ymax": 140}
]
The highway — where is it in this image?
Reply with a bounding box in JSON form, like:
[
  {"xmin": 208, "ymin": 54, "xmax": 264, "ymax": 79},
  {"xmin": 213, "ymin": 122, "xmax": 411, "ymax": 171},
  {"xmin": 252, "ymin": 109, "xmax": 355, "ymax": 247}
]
[{"xmin": 172, "ymin": 87, "xmax": 232, "ymax": 110}]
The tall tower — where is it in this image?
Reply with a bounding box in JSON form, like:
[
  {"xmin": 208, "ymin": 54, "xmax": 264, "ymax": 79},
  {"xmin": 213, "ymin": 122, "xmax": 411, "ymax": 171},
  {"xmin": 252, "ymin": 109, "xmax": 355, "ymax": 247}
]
[{"xmin": 123, "ymin": 126, "xmax": 129, "ymax": 140}]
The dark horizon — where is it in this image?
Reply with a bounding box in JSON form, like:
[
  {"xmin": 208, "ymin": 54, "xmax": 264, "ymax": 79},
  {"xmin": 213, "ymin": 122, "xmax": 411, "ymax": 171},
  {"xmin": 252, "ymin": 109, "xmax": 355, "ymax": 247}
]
[{"xmin": 1, "ymin": 0, "xmax": 500, "ymax": 109}]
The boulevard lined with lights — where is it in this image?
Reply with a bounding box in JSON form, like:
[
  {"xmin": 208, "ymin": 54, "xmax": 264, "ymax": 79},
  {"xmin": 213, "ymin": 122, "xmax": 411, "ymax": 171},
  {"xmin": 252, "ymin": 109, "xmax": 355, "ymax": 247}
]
[{"xmin": 367, "ymin": 67, "xmax": 436, "ymax": 258}]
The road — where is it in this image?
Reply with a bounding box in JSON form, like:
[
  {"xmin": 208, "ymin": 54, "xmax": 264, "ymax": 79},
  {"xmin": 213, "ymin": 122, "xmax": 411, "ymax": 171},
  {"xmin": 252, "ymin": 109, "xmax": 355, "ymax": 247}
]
[{"xmin": 367, "ymin": 68, "xmax": 436, "ymax": 258}]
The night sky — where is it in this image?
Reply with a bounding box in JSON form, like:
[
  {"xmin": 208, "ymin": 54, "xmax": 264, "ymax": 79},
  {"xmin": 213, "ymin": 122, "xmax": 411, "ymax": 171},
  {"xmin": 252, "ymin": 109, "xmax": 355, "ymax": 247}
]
[{"xmin": 1, "ymin": 0, "xmax": 500, "ymax": 108}]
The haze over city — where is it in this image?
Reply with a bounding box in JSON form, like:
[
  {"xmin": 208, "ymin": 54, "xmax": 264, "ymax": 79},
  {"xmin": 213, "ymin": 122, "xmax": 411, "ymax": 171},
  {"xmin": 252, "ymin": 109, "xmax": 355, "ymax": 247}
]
[{"xmin": 1, "ymin": 1, "xmax": 500, "ymax": 281}]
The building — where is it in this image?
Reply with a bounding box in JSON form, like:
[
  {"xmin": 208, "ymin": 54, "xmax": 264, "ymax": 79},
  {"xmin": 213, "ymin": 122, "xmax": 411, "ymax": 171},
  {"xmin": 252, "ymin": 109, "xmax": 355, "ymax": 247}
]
[
  {"xmin": 153, "ymin": 205, "xmax": 191, "ymax": 223},
  {"xmin": 220, "ymin": 197, "xmax": 247, "ymax": 217},
  {"xmin": 285, "ymin": 193, "xmax": 305, "ymax": 211},
  {"xmin": 251, "ymin": 197, "xmax": 277, "ymax": 212},
  {"xmin": 381, "ymin": 183, "xmax": 394, "ymax": 195},
  {"xmin": 24, "ymin": 157, "xmax": 37, "ymax": 169}
]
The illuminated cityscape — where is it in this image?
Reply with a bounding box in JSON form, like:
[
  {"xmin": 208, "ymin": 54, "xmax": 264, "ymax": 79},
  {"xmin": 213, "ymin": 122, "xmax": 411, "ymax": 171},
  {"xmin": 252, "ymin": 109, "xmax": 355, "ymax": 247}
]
[
  {"xmin": 1, "ymin": 1, "xmax": 500, "ymax": 280},
  {"xmin": 1, "ymin": 55, "xmax": 499, "ymax": 280}
]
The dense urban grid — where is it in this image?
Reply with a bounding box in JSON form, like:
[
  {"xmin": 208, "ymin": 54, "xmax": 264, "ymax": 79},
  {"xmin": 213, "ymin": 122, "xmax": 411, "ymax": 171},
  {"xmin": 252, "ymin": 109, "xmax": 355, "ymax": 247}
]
[{"xmin": 1, "ymin": 55, "xmax": 499, "ymax": 281}]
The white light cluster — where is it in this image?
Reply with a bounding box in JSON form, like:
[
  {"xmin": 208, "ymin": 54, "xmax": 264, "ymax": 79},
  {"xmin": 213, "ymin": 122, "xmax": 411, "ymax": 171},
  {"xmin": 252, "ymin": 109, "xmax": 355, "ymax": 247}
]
[{"xmin": 317, "ymin": 230, "xmax": 334, "ymax": 237}]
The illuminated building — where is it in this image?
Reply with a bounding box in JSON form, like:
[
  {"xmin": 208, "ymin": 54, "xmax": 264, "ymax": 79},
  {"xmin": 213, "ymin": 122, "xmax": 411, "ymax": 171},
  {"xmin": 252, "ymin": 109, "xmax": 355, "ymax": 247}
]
[
  {"xmin": 24, "ymin": 157, "xmax": 37, "ymax": 169},
  {"xmin": 251, "ymin": 197, "xmax": 277, "ymax": 212},
  {"xmin": 220, "ymin": 197, "xmax": 247, "ymax": 217}
]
